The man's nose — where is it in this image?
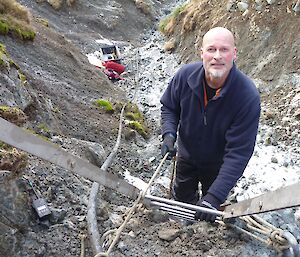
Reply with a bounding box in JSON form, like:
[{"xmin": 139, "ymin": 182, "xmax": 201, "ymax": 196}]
[{"xmin": 213, "ymin": 50, "xmax": 221, "ymax": 59}]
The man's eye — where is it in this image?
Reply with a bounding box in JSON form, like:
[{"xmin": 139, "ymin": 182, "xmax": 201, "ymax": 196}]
[
  {"xmin": 207, "ymin": 48, "xmax": 215, "ymax": 52},
  {"xmin": 221, "ymin": 48, "xmax": 229, "ymax": 52}
]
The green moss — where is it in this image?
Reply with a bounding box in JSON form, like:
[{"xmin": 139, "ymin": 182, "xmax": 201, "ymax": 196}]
[
  {"xmin": 18, "ymin": 70, "xmax": 26, "ymax": 82},
  {"xmin": 14, "ymin": 26, "xmax": 35, "ymax": 41},
  {"xmin": 124, "ymin": 102, "xmax": 148, "ymax": 138},
  {"xmin": 0, "ymin": 106, "xmax": 22, "ymax": 114},
  {"xmin": 37, "ymin": 123, "xmax": 50, "ymax": 133},
  {"xmin": 0, "ymin": 20, "xmax": 9, "ymax": 35},
  {"xmin": 0, "ymin": 16, "xmax": 35, "ymax": 41},
  {"xmin": 20, "ymin": 29, "xmax": 35, "ymax": 41},
  {"xmin": 94, "ymin": 99, "xmax": 114, "ymax": 113},
  {"xmin": 0, "ymin": 43, "xmax": 7, "ymax": 66},
  {"xmin": 125, "ymin": 103, "xmax": 144, "ymax": 123},
  {"xmin": 35, "ymin": 17, "xmax": 49, "ymax": 27},
  {"xmin": 0, "ymin": 44, "xmax": 6, "ymax": 54},
  {"xmin": 0, "ymin": 106, "xmax": 8, "ymax": 111},
  {"xmin": 125, "ymin": 112, "xmax": 142, "ymax": 121},
  {"xmin": 128, "ymin": 121, "xmax": 147, "ymax": 138}
]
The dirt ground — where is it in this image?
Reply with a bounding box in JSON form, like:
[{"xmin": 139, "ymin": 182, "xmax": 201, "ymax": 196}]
[{"xmin": 1, "ymin": 0, "xmax": 300, "ymax": 257}]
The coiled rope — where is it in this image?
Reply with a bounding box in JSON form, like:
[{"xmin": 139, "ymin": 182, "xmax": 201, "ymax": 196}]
[{"xmin": 218, "ymin": 214, "xmax": 296, "ymax": 255}]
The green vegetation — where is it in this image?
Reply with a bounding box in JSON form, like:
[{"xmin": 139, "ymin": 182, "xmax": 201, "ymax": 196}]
[
  {"xmin": 0, "ymin": 43, "xmax": 7, "ymax": 66},
  {"xmin": 35, "ymin": 17, "xmax": 49, "ymax": 27},
  {"xmin": 159, "ymin": 3, "xmax": 187, "ymax": 34},
  {"xmin": 0, "ymin": 141, "xmax": 10, "ymax": 150},
  {"xmin": 0, "ymin": 20, "xmax": 9, "ymax": 35},
  {"xmin": 0, "ymin": 0, "xmax": 36, "ymax": 40},
  {"xmin": 128, "ymin": 121, "xmax": 147, "ymax": 138},
  {"xmin": 94, "ymin": 100, "xmax": 149, "ymax": 138},
  {"xmin": 18, "ymin": 70, "xmax": 26, "ymax": 82},
  {"xmin": 158, "ymin": 17, "xmax": 170, "ymax": 34},
  {"xmin": 124, "ymin": 102, "xmax": 148, "ymax": 138},
  {"xmin": 37, "ymin": 123, "xmax": 50, "ymax": 133},
  {"xmin": 0, "ymin": 106, "xmax": 23, "ymax": 115},
  {"xmin": 94, "ymin": 99, "xmax": 114, "ymax": 113},
  {"xmin": 125, "ymin": 103, "xmax": 143, "ymax": 121}
]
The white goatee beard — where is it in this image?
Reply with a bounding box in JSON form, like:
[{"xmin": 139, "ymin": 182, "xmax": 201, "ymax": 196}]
[{"xmin": 209, "ymin": 69, "xmax": 225, "ymax": 79}]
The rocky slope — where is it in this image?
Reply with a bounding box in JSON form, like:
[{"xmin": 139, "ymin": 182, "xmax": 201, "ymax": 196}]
[{"xmin": 1, "ymin": 0, "xmax": 300, "ymax": 257}]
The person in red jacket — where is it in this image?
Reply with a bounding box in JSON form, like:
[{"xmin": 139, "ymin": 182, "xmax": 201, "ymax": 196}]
[
  {"xmin": 160, "ymin": 27, "xmax": 260, "ymax": 222},
  {"xmin": 102, "ymin": 60, "xmax": 125, "ymax": 75}
]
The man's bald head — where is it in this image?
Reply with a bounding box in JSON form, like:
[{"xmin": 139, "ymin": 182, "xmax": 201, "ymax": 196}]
[{"xmin": 202, "ymin": 27, "xmax": 235, "ymax": 48}]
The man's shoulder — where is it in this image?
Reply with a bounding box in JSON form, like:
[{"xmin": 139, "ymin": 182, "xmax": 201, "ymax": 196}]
[
  {"xmin": 173, "ymin": 62, "xmax": 202, "ymax": 78},
  {"xmin": 179, "ymin": 61, "xmax": 203, "ymax": 74},
  {"xmin": 233, "ymin": 68, "xmax": 259, "ymax": 97},
  {"xmin": 171, "ymin": 62, "xmax": 203, "ymax": 88}
]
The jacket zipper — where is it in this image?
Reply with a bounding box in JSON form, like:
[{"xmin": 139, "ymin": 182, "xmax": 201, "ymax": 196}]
[{"xmin": 203, "ymin": 110, "xmax": 207, "ymax": 126}]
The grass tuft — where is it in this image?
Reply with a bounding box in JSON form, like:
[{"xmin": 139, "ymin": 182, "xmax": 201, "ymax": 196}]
[
  {"xmin": 94, "ymin": 99, "xmax": 114, "ymax": 113},
  {"xmin": 0, "ymin": 0, "xmax": 30, "ymax": 23},
  {"xmin": 159, "ymin": 3, "xmax": 187, "ymax": 35},
  {"xmin": 124, "ymin": 102, "xmax": 148, "ymax": 138},
  {"xmin": 127, "ymin": 121, "xmax": 147, "ymax": 138},
  {"xmin": 0, "ymin": 0, "xmax": 35, "ymax": 40}
]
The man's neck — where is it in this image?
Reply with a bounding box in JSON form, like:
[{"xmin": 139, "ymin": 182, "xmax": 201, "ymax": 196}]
[
  {"xmin": 205, "ymin": 68, "xmax": 229, "ymax": 89},
  {"xmin": 206, "ymin": 75, "xmax": 226, "ymax": 89}
]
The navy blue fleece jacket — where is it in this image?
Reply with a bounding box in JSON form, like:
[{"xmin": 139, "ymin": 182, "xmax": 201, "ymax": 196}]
[{"xmin": 160, "ymin": 62, "xmax": 260, "ymax": 203}]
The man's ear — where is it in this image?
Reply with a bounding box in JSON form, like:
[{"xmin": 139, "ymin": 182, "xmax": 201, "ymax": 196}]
[
  {"xmin": 200, "ymin": 47, "xmax": 204, "ymax": 59},
  {"xmin": 233, "ymin": 47, "xmax": 237, "ymax": 61}
]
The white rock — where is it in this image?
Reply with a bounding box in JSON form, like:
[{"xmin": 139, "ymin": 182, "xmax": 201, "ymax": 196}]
[
  {"xmin": 237, "ymin": 2, "xmax": 249, "ymax": 12},
  {"xmin": 294, "ymin": 0, "xmax": 300, "ymax": 13}
]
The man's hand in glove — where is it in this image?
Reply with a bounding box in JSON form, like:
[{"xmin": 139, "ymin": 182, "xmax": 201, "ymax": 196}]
[
  {"xmin": 194, "ymin": 193, "xmax": 221, "ymax": 222},
  {"xmin": 161, "ymin": 133, "xmax": 177, "ymax": 159}
]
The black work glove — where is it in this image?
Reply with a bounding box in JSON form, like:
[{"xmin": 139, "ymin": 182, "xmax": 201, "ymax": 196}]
[
  {"xmin": 161, "ymin": 133, "xmax": 177, "ymax": 160},
  {"xmin": 195, "ymin": 193, "xmax": 221, "ymax": 222}
]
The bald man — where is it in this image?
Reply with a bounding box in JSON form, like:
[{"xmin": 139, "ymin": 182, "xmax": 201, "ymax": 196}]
[{"xmin": 160, "ymin": 27, "xmax": 260, "ymax": 222}]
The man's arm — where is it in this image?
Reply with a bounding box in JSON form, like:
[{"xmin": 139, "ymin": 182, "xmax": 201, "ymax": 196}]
[
  {"xmin": 160, "ymin": 76, "xmax": 181, "ymax": 138},
  {"xmin": 208, "ymin": 95, "xmax": 261, "ymax": 203},
  {"xmin": 160, "ymin": 76, "xmax": 181, "ymax": 158}
]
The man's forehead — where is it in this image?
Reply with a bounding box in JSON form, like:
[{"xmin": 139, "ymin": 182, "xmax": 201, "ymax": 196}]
[
  {"xmin": 202, "ymin": 41, "xmax": 233, "ymax": 48},
  {"xmin": 202, "ymin": 28, "xmax": 235, "ymax": 46}
]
